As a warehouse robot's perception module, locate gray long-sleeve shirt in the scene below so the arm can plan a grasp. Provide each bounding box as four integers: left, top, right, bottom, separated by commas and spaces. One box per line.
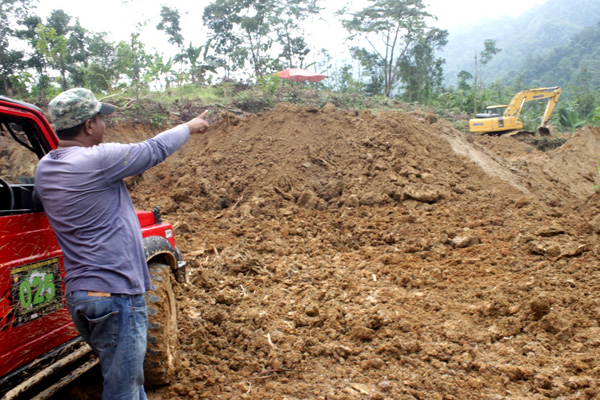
34, 124, 190, 295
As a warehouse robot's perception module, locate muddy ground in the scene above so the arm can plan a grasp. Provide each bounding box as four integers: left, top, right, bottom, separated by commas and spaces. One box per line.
22, 101, 600, 399
119, 102, 600, 400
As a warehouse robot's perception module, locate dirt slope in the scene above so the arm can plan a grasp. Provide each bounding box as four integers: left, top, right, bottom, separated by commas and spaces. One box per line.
106, 104, 600, 398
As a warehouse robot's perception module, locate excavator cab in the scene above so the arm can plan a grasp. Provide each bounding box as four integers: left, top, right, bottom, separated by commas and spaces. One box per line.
475, 105, 507, 119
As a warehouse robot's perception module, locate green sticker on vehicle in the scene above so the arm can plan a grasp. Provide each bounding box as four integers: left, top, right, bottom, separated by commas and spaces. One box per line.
11, 257, 64, 327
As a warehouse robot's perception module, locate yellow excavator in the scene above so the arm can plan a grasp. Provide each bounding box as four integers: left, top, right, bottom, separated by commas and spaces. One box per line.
469, 86, 561, 135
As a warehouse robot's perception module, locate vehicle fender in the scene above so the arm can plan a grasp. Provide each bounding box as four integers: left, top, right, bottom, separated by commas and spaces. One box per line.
143, 236, 187, 283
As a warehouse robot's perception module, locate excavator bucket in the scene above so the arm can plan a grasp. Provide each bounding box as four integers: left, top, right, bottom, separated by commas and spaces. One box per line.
538, 126, 551, 136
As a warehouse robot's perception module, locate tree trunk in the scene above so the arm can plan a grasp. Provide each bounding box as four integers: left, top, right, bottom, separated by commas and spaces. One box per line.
473, 52, 478, 113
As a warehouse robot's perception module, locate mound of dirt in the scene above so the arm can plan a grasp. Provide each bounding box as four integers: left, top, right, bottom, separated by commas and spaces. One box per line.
72, 103, 600, 398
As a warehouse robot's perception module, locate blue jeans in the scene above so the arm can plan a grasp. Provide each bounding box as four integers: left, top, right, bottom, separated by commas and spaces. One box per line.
67, 291, 148, 400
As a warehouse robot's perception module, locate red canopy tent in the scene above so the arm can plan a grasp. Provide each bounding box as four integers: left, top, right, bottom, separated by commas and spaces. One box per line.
275, 68, 327, 82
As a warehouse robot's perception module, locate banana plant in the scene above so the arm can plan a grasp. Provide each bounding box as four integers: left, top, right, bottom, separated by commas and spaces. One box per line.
143, 53, 174, 90
559, 101, 588, 133
179, 40, 221, 84
592, 106, 600, 125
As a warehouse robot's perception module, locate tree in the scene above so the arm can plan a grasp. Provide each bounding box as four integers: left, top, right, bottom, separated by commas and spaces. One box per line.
18, 14, 53, 98
80, 33, 119, 91
457, 70, 473, 91
202, 0, 243, 78
473, 39, 501, 112
157, 7, 220, 87
33, 10, 93, 91
20, 10, 120, 95
341, 0, 446, 98
35, 23, 69, 90
66, 19, 89, 86
204, 0, 275, 79
399, 27, 448, 103
157, 6, 184, 49
273, 0, 320, 69
334, 64, 364, 93
570, 67, 598, 120
203, 0, 320, 80
156, 6, 187, 88
114, 32, 148, 101
349, 47, 383, 95
0, 0, 33, 95
480, 39, 501, 65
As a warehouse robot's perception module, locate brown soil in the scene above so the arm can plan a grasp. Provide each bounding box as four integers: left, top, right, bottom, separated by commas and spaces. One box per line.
40, 102, 600, 399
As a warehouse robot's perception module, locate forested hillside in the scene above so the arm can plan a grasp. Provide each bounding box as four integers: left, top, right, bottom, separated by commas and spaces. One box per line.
520, 25, 600, 89
441, 0, 600, 91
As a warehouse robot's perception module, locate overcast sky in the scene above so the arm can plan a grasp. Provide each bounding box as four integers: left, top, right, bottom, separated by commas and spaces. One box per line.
35, 0, 547, 67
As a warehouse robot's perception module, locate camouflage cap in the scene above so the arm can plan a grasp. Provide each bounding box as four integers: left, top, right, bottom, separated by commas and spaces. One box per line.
48, 88, 114, 131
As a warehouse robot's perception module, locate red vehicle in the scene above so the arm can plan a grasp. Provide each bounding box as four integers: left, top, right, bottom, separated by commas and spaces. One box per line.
0, 96, 182, 399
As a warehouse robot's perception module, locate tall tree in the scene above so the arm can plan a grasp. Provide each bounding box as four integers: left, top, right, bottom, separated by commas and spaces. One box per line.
157, 6, 184, 49
273, 0, 320, 69
399, 27, 448, 103
34, 23, 69, 90
19, 13, 51, 98
203, 0, 320, 80
34, 10, 85, 91
473, 39, 501, 112
66, 20, 92, 88
157, 6, 220, 87
341, 0, 446, 98
202, 0, 243, 78
349, 47, 384, 95
157, 6, 186, 88
205, 0, 273, 79
115, 32, 148, 101
0, 0, 34, 95
82, 33, 119, 91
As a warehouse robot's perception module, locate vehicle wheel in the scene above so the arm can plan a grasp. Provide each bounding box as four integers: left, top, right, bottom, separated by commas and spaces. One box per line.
144, 262, 178, 386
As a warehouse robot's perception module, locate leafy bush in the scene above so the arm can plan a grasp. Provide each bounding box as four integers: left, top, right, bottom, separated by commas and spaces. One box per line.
150, 114, 168, 130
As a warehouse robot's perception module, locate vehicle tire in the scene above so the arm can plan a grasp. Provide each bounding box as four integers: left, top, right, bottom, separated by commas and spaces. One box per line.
144, 262, 178, 387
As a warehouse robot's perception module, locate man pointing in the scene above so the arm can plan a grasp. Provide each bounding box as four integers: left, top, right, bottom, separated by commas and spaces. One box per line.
34, 88, 209, 399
